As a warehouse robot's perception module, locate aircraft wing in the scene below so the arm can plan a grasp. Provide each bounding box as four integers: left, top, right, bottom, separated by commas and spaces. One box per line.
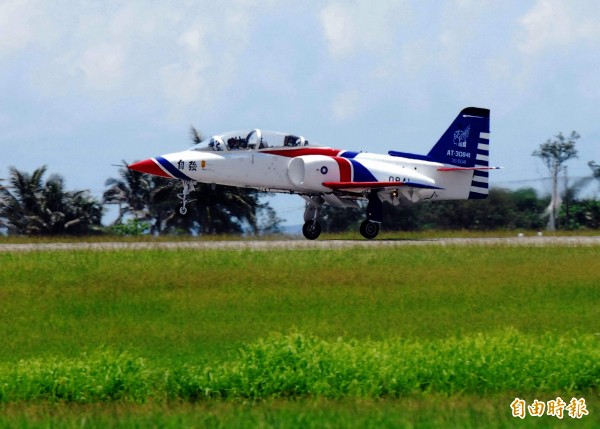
322, 181, 443, 192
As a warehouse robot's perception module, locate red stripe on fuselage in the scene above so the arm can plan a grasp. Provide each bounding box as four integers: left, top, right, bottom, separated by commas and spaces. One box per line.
261, 147, 342, 157
331, 156, 352, 182
262, 147, 354, 181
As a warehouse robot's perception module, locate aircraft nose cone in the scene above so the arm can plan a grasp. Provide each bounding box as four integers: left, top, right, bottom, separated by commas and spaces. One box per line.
128, 158, 171, 178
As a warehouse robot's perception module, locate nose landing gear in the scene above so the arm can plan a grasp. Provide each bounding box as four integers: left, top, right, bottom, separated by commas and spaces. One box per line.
177, 180, 196, 215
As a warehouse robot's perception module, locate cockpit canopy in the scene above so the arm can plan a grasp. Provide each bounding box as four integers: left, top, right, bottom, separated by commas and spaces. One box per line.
191, 129, 316, 152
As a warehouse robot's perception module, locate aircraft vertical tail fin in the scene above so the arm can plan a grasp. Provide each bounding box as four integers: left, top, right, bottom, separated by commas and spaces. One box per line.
427, 107, 489, 168
427, 107, 490, 199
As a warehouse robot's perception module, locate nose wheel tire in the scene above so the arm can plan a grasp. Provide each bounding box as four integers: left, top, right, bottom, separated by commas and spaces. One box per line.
302, 221, 322, 240
179, 205, 188, 215
360, 220, 379, 239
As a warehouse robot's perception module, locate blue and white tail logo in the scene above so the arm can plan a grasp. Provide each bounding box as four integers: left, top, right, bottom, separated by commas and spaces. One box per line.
453, 125, 470, 148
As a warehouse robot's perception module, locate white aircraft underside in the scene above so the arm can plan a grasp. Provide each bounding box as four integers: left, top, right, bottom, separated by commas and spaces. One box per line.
129, 108, 497, 239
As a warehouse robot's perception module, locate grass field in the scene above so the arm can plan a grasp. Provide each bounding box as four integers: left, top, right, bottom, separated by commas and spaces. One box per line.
0, 240, 598, 427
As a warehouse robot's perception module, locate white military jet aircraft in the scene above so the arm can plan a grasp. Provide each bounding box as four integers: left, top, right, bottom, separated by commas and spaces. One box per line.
129, 107, 496, 239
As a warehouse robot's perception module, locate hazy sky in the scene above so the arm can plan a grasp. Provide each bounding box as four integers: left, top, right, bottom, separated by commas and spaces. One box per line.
2, 0, 600, 225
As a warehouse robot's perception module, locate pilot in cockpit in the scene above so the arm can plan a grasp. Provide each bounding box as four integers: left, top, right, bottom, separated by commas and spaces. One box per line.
228, 137, 240, 150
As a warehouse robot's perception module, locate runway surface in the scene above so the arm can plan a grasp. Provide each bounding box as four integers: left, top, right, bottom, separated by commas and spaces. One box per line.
1, 236, 599, 252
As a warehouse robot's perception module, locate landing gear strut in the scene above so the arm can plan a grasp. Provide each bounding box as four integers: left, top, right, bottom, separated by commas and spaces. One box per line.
177, 180, 196, 215
360, 190, 382, 239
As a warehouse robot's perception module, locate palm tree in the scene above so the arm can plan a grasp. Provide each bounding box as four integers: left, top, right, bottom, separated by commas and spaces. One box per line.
103, 162, 153, 223
0, 166, 102, 235
104, 164, 177, 235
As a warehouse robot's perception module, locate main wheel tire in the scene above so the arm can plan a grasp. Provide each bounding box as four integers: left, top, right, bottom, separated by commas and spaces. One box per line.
360, 220, 379, 239
179, 205, 187, 215
302, 221, 322, 240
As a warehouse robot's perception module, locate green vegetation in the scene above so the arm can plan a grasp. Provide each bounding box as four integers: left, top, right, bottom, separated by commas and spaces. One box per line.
0, 331, 597, 403
0, 228, 598, 245
1, 245, 598, 362
5, 395, 597, 429
0, 244, 598, 426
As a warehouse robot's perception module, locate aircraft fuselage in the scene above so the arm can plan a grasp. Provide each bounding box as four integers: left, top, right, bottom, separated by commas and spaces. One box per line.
128, 108, 495, 239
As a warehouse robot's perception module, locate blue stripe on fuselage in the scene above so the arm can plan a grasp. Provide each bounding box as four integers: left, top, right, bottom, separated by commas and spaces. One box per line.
350, 159, 377, 182
340, 151, 359, 159
156, 156, 193, 181
388, 151, 434, 162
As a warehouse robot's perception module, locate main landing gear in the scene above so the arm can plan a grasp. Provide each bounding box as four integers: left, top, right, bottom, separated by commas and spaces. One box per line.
301, 193, 383, 240
302, 217, 380, 240
177, 180, 196, 215
361, 190, 383, 240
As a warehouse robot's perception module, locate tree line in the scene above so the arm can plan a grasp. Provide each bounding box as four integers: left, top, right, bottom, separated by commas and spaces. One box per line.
1, 130, 599, 235
0, 164, 281, 236
320, 186, 600, 232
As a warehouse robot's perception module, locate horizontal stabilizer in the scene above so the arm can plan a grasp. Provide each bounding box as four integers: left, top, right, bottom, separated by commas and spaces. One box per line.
387, 151, 433, 162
